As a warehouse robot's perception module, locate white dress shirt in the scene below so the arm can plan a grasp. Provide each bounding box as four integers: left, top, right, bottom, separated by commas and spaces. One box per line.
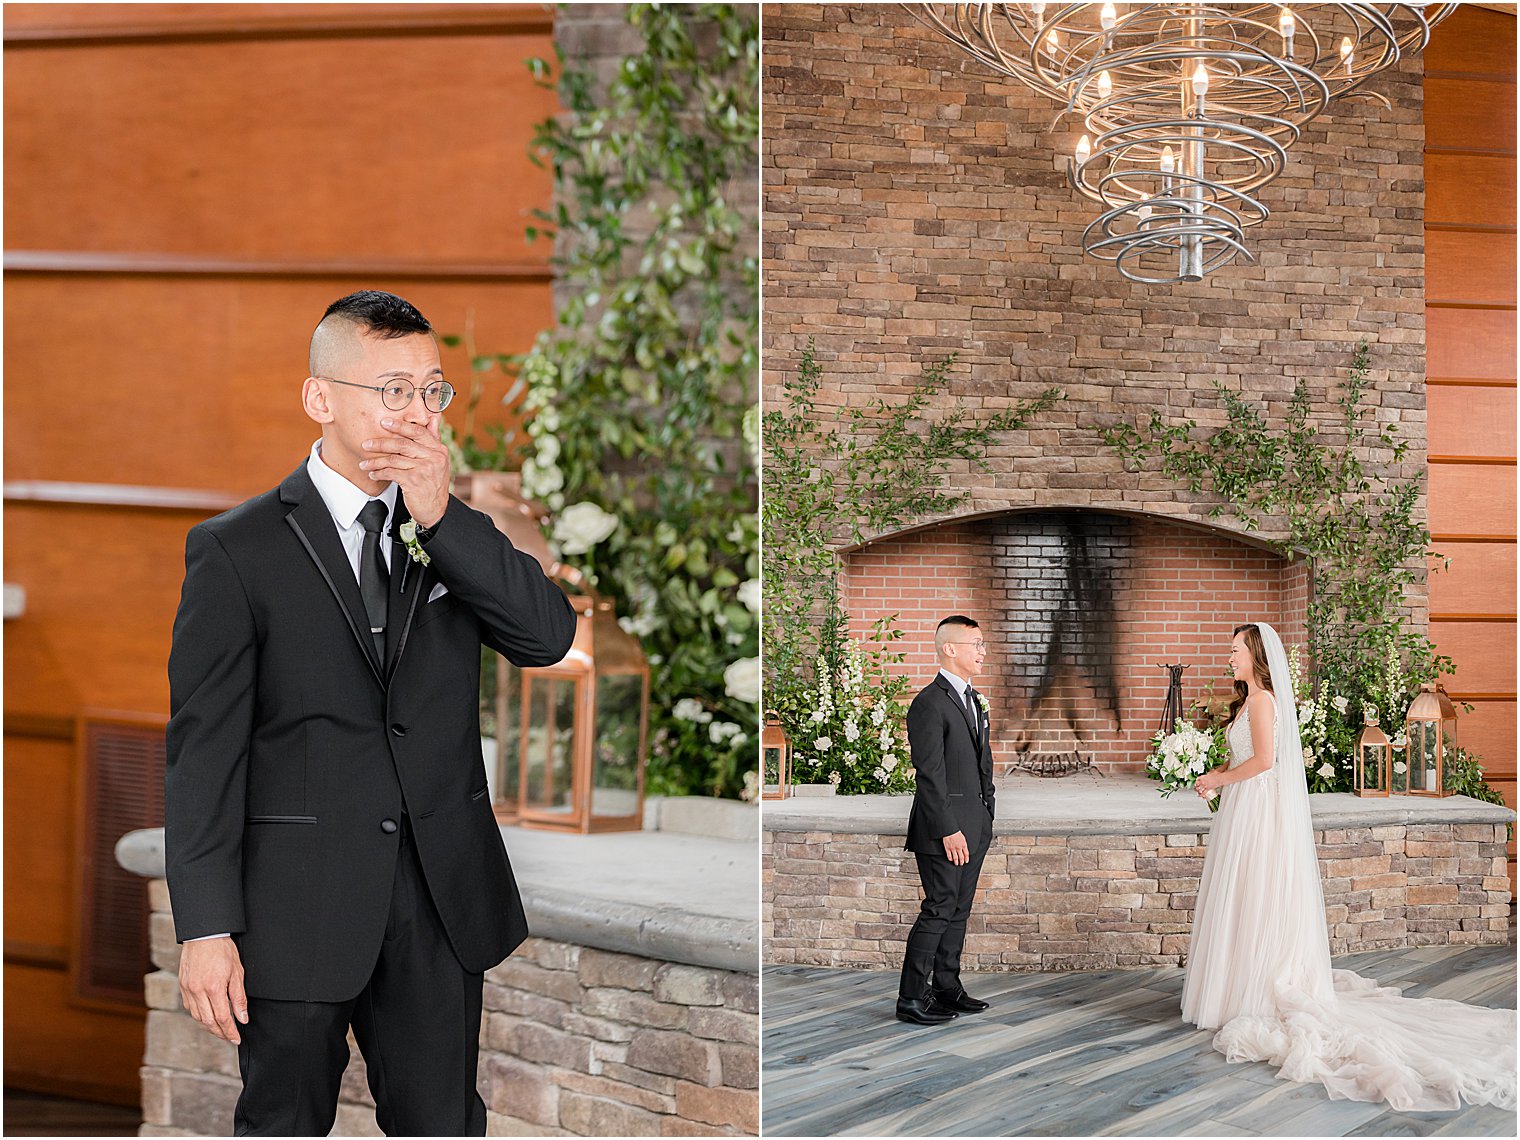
188, 441, 397, 944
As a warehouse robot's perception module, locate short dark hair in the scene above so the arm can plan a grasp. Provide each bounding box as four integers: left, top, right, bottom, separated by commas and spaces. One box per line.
937, 615, 979, 632
320, 290, 432, 338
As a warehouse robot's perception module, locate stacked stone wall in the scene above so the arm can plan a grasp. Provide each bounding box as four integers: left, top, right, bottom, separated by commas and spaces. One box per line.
762, 822, 1510, 971
140, 882, 757, 1137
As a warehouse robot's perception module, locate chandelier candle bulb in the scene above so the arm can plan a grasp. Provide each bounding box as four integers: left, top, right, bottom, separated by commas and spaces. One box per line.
1097, 70, 1112, 100
1341, 35, 1353, 72
1279, 7, 1295, 54
1045, 27, 1060, 52
1100, 2, 1117, 31
1075, 134, 1091, 165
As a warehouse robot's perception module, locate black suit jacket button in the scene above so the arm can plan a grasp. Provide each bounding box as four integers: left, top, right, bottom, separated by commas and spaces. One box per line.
380, 818, 398, 834
390, 723, 406, 737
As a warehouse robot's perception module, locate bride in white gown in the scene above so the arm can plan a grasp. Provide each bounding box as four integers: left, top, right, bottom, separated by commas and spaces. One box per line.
1181, 622, 1516, 1112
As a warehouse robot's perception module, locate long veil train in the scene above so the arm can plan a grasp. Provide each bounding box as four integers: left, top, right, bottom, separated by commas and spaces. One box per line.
1182, 622, 1515, 1112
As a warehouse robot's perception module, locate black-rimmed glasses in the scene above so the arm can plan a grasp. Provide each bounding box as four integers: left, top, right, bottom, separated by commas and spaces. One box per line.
319, 376, 455, 413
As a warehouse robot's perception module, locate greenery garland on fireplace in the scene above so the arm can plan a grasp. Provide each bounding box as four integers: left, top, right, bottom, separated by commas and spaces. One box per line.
764, 340, 1059, 791
1100, 341, 1504, 810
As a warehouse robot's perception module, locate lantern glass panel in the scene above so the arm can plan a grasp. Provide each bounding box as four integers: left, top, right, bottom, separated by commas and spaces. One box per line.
1412, 721, 1438, 794
525, 676, 578, 816
1390, 747, 1408, 795
592, 672, 645, 819
763, 745, 782, 788
482, 649, 522, 813
1359, 743, 1385, 794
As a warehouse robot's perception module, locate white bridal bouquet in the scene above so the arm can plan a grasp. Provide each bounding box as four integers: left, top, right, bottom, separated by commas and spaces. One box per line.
1146, 718, 1227, 813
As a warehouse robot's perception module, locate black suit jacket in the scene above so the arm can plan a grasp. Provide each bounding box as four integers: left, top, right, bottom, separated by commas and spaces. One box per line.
165, 461, 577, 1001
904, 674, 996, 855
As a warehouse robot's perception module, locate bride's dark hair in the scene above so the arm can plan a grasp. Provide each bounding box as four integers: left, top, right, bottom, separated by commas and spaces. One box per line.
1226, 623, 1274, 726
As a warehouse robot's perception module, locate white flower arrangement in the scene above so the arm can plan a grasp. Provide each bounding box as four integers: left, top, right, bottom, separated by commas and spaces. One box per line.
397, 520, 431, 567
1147, 719, 1223, 809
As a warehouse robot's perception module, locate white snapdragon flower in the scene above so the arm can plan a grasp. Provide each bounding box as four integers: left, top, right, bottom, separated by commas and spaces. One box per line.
843, 720, 860, 743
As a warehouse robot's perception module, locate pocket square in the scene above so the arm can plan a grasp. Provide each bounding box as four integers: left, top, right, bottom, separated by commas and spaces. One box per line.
428, 583, 449, 603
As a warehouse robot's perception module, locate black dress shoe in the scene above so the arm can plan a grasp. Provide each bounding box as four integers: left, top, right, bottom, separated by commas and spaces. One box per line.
895, 996, 958, 1024
932, 988, 990, 1013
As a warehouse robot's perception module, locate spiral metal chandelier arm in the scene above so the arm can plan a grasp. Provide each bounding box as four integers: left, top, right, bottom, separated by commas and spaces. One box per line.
907, 2, 1456, 283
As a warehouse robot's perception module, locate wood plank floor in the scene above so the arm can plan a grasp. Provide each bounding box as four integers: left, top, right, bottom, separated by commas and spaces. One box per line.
762, 943, 1517, 1137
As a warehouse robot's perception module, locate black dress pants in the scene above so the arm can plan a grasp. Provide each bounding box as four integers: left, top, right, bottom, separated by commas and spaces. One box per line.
899, 824, 991, 999
233, 817, 487, 1136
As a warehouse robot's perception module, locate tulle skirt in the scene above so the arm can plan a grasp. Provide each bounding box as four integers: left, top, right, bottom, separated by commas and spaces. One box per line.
1182, 769, 1516, 1113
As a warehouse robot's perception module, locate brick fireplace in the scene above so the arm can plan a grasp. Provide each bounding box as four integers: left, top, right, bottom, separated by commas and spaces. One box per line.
844, 510, 1310, 774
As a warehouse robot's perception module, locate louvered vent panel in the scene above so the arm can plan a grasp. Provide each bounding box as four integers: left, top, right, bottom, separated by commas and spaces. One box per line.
77, 718, 165, 1005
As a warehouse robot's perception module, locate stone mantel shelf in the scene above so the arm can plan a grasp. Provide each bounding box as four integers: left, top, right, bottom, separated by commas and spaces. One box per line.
118, 824, 759, 974
765, 772, 1517, 837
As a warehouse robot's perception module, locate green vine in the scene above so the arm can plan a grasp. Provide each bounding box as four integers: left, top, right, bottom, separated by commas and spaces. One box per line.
478, 4, 759, 800
763, 340, 1059, 789
1101, 341, 1500, 802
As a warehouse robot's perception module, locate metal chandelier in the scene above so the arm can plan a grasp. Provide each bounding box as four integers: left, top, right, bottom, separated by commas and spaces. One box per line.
911, 3, 1456, 284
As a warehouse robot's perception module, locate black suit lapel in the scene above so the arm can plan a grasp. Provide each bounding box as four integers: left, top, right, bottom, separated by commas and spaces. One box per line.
937, 674, 979, 747
279, 464, 385, 687
384, 500, 427, 681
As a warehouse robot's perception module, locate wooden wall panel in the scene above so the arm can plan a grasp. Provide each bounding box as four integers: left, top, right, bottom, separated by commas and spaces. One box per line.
1431, 621, 1519, 694
1426, 309, 1517, 379
1426, 6, 1517, 76
1449, 701, 1519, 779
4, 2, 560, 1103
1425, 78, 1517, 153
1428, 543, 1518, 616
4, 737, 78, 961
4, 32, 558, 263
1426, 464, 1518, 536
1426, 153, 1517, 228
1426, 231, 1517, 304
3, 275, 550, 495
4, 964, 144, 1105
1427, 385, 1516, 457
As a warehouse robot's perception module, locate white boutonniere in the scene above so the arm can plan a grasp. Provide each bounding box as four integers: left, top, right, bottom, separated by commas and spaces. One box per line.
397, 520, 431, 567
978, 692, 990, 717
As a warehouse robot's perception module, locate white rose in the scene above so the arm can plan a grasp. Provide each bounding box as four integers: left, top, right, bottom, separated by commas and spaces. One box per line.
724, 657, 760, 704
737, 579, 760, 614
827, 770, 841, 785
1317, 763, 1335, 780
1332, 695, 1349, 715
815, 736, 833, 751
553, 501, 619, 555
884, 752, 899, 769
809, 709, 826, 723
1393, 760, 1407, 775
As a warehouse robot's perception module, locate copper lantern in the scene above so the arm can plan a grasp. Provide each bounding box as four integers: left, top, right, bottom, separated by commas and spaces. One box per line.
762, 714, 792, 801
1404, 683, 1456, 798
460, 476, 650, 833
1355, 708, 1390, 798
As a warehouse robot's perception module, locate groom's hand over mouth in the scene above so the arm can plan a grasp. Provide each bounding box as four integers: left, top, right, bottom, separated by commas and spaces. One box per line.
942, 830, 969, 865
359, 415, 451, 529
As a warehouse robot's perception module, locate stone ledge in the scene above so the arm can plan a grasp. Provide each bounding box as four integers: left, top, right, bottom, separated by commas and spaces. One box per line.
119, 824, 758, 975
763, 772, 1516, 836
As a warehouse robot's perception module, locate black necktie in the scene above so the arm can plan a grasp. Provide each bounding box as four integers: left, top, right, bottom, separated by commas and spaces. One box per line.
358, 501, 390, 663
965, 686, 981, 745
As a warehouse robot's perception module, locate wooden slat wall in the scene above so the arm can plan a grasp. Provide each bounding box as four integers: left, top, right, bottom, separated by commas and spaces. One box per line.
1424, 4, 1518, 893
3, 3, 558, 1103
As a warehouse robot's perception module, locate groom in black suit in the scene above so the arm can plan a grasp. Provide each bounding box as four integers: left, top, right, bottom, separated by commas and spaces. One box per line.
165, 290, 576, 1135
896, 615, 996, 1025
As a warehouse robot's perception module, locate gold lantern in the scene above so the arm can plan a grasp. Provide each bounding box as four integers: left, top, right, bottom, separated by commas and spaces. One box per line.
1355, 708, 1390, 798
1404, 683, 1456, 798
762, 714, 792, 800
460, 473, 650, 834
